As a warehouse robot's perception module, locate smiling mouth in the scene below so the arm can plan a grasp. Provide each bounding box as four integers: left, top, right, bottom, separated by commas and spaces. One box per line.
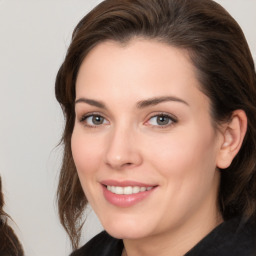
106, 185, 154, 195
101, 181, 158, 207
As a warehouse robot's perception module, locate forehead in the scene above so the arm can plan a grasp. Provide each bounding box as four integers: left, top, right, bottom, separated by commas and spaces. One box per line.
77, 39, 193, 83
75, 39, 208, 110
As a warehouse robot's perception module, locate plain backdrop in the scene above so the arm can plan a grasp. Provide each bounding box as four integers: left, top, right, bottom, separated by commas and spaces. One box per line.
0, 1, 255, 255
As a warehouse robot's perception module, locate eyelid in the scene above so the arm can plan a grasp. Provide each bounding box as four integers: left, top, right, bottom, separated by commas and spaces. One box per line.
144, 112, 178, 127
79, 111, 101, 121
77, 111, 177, 128
79, 112, 110, 127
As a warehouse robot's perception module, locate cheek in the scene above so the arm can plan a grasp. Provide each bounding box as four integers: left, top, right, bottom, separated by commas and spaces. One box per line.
143, 128, 219, 224
71, 129, 104, 177
144, 126, 218, 184
71, 129, 106, 205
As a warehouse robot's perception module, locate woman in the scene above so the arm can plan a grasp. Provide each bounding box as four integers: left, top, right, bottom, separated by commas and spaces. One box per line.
0, 177, 24, 256
55, 0, 256, 255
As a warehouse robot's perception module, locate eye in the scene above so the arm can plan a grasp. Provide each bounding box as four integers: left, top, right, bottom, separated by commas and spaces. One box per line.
147, 114, 177, 127
80, 114, 109, 127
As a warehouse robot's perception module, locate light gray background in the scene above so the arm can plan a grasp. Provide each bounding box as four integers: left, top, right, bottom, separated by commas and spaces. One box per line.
0, 1, 255, 255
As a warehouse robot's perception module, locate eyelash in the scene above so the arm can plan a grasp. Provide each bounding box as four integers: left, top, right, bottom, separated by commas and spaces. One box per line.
145, 113, 178, 128
79, 112, 109, 128
79, 112, 178, 128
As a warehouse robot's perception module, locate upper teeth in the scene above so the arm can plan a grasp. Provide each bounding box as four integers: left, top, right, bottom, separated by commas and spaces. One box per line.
107, 186, 153, 195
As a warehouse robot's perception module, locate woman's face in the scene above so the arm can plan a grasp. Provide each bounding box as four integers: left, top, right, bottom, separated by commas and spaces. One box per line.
72, 39, 224, 240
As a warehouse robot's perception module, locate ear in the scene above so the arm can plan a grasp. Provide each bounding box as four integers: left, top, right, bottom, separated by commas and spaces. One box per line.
216, 110, 247, 169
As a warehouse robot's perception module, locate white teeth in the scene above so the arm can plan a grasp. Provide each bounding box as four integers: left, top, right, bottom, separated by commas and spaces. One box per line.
124, 186, 132, 195
140, 187, 146, 192
115, 186, 123, 194
132, 186, 140, 193
107, 185, 153, 195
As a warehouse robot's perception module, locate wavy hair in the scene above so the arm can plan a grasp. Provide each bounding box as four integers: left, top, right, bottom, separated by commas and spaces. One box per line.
55, 0, 256, 249
0, 177, 24, 256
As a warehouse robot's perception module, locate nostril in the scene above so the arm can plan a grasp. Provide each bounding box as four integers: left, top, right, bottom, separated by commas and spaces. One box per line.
124, 162, 133, 167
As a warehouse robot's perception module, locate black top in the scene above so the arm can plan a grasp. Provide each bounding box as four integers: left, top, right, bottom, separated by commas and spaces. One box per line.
70, 218, 256, 256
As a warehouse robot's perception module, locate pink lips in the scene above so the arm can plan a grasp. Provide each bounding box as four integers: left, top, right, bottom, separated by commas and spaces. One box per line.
101, 180, 157, 207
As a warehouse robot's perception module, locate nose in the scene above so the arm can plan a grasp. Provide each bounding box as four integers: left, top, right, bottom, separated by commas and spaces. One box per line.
104, 125, 143, 170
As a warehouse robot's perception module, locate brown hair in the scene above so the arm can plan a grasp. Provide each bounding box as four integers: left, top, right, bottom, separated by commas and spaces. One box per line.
0, 177, 24, 256
55, 0, 256, 249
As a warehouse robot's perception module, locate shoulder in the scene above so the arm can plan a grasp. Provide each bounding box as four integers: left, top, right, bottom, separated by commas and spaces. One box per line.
70, 231, 123, 256
186, 217, 256, 256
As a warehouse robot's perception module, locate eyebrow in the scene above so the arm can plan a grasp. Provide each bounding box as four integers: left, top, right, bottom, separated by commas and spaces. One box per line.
137, 96, 189, 108
75, 95, 189, 109
75, 98, 106, 109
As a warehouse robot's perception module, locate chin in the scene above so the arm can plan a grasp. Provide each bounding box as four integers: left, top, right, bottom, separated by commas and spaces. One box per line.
102, 216, 154, 240
106, 228, 150, 240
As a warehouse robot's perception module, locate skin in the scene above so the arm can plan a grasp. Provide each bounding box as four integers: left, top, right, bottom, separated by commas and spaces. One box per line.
72, 39, 227, 256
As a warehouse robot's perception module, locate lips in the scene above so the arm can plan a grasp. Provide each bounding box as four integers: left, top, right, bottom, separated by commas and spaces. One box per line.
101, 180, 157, 207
